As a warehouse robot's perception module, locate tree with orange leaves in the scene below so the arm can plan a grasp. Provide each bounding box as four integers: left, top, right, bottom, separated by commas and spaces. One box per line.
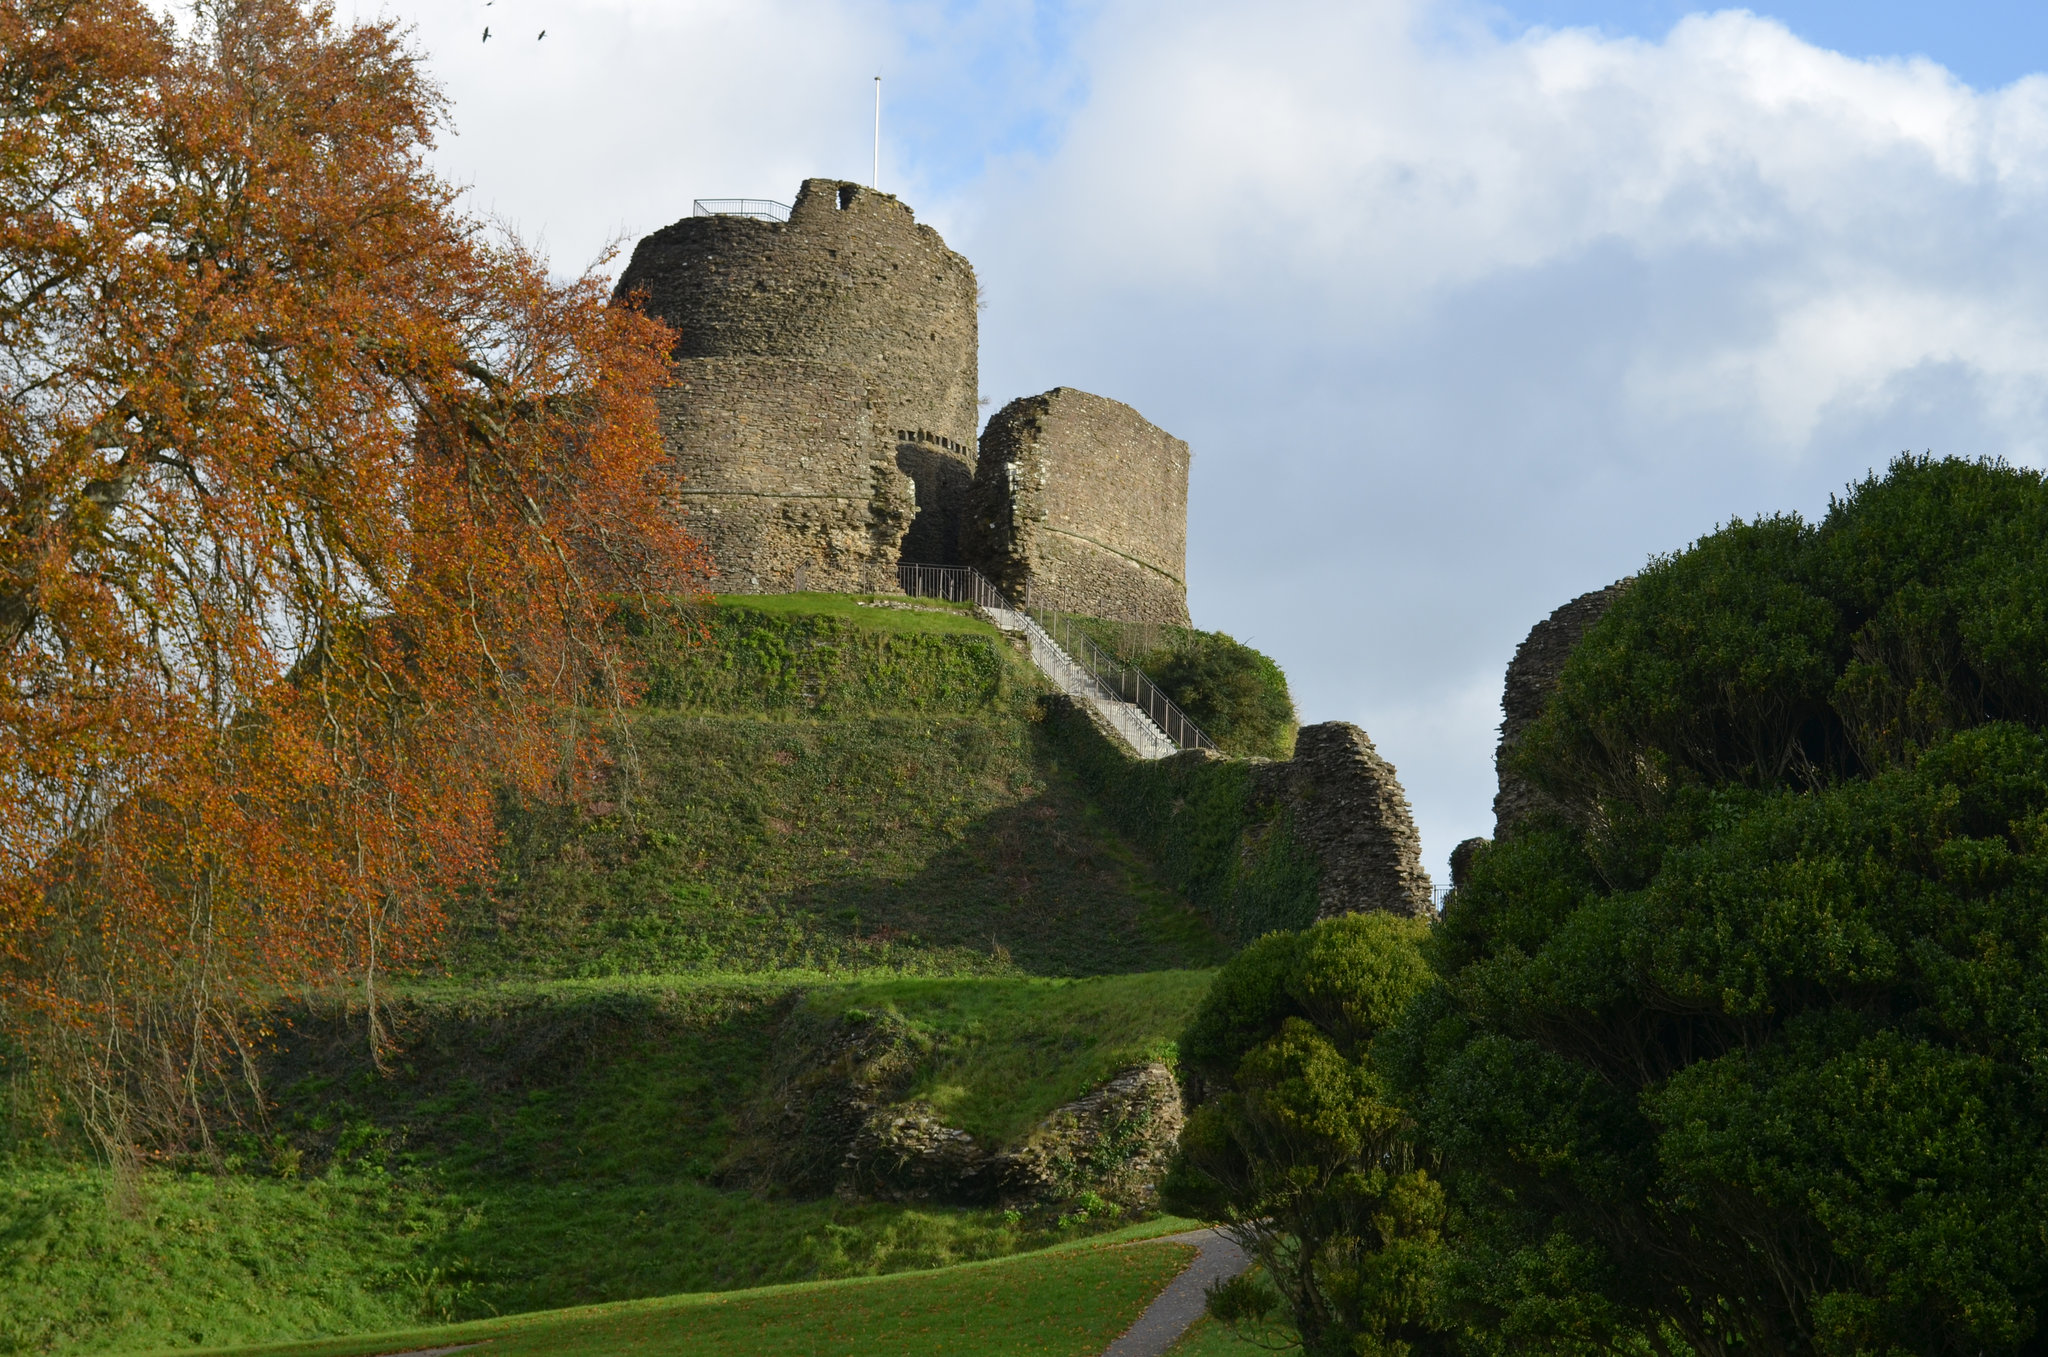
0, 0, 706, 1151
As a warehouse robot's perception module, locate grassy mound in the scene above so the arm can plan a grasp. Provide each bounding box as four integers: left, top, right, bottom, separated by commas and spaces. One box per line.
1, 593, 1273, 1353
467, 596, 1227, 978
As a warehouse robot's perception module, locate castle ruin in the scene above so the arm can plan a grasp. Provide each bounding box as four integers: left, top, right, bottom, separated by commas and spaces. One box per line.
616, 179, 1190, 621
965, 390, 1191, 626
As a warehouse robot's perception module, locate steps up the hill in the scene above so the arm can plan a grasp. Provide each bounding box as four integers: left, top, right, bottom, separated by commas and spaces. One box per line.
900, 565, 1212, 761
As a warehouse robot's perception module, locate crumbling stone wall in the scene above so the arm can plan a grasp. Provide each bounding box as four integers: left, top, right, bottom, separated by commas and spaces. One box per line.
964, 389, 1190, 624
616, 179, 979, 586
1252, 722, 1433, 918
1493, 580, 1630, 838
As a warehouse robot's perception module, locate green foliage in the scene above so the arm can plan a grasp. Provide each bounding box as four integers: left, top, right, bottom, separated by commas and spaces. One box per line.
1145, 630, 1298, 760
1409, 456, 2048, 1355
1165, 914, 1447, 1357
1519, 455, 2048, 823
1072, 619, 1298, 760
1041, 699, 1322, 943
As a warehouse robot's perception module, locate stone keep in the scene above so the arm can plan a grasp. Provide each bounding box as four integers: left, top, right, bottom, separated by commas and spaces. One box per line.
963, 388, 1191, 625
614, 179, 980, 591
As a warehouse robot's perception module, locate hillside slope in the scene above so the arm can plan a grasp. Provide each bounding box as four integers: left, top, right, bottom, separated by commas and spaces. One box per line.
0, 594, 1244, 1355
464, 594, 1227, 978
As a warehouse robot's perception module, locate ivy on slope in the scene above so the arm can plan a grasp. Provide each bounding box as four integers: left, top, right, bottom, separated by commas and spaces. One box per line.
1041, 699, 1320, 944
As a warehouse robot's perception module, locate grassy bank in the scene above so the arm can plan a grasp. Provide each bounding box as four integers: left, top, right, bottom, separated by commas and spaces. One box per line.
2, 972, 1218, 1353
0, 593, 1258, 1354
468, 597, 1226, 978
1040, 701, 1321, 943
179, 1229, 1201, 1357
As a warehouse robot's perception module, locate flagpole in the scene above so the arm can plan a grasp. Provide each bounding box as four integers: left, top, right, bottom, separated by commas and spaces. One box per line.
873, 77, 881, 188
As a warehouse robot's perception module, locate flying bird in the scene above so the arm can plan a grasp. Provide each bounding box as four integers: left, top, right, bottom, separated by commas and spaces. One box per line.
482, 25, 490, 40
537, 29, 545, 38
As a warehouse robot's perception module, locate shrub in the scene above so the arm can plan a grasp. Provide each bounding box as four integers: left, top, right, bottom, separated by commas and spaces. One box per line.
1146, 630, 1298, 760
1404, 456, 2048, 1356
1166, 913, 1448, 1357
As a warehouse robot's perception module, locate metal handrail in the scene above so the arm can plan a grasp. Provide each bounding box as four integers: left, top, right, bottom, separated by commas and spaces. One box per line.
897, 562, 1217, 755
1019, 593, 1216, 753
691, 198, 791, 222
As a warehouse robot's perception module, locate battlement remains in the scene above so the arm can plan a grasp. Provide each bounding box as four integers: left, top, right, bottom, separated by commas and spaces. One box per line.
963, 389, 1191, 625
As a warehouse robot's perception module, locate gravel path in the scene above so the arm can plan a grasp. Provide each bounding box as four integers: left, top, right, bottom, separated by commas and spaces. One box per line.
1102, 1228, 1251, 1357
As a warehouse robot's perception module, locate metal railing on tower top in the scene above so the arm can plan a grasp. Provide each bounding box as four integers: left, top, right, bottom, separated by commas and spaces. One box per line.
691, 199, 792, 222
898, 562, 1217, 756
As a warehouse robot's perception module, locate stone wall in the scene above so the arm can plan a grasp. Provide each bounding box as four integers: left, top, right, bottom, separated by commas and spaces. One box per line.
963, 388, 1190, 624
1492, 580, 1630, 838
1252, 722, 1433, 918
654, 358, 914, 592
616, 179, 979, 585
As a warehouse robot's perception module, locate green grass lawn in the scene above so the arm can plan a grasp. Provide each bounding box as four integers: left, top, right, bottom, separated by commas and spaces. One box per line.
178, 1232, 1198, 1357
0, 972, 1221, 1353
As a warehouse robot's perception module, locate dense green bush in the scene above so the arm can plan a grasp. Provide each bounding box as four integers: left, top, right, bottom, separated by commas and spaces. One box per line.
1165, 914, 1447, 1357
1071, 619, 1298, 759
1403, 457, 2048, 1356
1145, 630, 1298, 760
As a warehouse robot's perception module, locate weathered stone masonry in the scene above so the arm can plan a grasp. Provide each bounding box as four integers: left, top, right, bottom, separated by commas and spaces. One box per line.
964, 388, 1192, 625
1492, 581, 1630, 839
1252, 722, 1433, 918
616, 179, 979, 590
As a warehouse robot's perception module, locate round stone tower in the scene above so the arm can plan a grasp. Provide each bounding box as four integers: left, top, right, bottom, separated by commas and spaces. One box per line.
616, 180, 980, 589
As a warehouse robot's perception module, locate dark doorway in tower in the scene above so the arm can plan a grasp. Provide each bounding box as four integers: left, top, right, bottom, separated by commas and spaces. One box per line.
895, 431, 974, 565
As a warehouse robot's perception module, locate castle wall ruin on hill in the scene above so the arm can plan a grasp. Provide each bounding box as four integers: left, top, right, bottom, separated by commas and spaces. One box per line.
1493, 580, 1631, 839
614, 176, 1437, 929
963, 389, 1191, 625
615, 179, 978, 592
616, 181, 1191, 621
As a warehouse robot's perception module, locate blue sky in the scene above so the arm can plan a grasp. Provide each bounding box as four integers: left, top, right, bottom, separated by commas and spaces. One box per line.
1498, 1, 2048, 88
377, 0, 2048, 883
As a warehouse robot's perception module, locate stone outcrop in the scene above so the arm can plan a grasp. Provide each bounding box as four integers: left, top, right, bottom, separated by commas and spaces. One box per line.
726, 1006, 1186, 1210
842, 1062, 1184, 1209
720, 1005, 932, 1196
617, 179, 979, 589
1448, 836, 1487, 892
841, 1101, 994, 1202
994, 1062, 1184, 1210
1252, 721, 1432, 918
963, 389, 1191, 625
1492, 581, 1630, 838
